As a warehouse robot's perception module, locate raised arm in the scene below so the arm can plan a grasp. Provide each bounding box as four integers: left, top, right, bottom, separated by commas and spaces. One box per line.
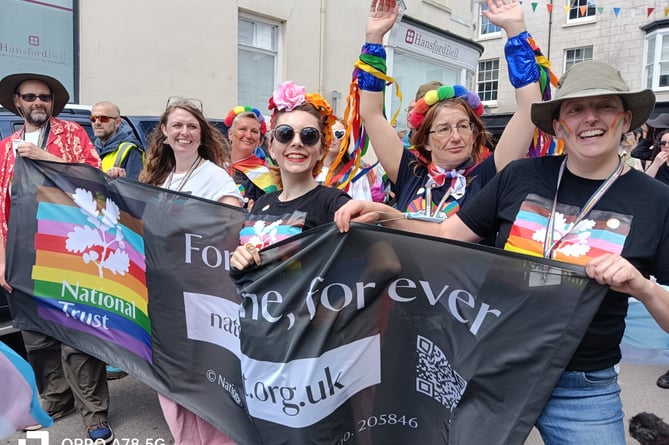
358, 0, 405, 184
483, 0, 543, 172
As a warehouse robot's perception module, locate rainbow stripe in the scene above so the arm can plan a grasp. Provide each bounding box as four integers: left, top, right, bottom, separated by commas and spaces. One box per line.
504, 194, 631, 266
30, 187, 152, 362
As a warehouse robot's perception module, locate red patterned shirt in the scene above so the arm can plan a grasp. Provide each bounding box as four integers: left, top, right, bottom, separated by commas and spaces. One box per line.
0, 116, 101, 243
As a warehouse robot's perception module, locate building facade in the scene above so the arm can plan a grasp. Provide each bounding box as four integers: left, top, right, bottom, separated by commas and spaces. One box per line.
477, 0, 669, 122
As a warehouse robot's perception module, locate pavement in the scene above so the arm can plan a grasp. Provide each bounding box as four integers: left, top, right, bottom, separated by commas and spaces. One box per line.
3, 362, 668, 445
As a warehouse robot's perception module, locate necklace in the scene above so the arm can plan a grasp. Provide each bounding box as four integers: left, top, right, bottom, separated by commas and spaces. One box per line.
542, 156, 624, 259
166, 155, 202, 193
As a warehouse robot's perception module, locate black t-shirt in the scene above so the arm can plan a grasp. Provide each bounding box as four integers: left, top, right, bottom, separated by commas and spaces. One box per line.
239, 185, 351, 249
458, 155, 669, 370
655, 164, 669, 186
392, 149, 497, 215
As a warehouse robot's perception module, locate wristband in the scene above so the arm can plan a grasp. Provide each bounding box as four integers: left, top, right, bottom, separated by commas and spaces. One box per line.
504, 31, 540, 89
361, 42, 386, 58
357, 43, 387, 92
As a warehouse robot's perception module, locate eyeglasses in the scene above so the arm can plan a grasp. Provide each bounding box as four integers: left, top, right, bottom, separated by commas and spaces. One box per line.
90, 115, 119, 123
427, 122, 474, 139
333, 129, 346, 140
660, 141, 668, 146
165, 96, 203, 112
273, 125, 321, 146
18, 93, 52, 103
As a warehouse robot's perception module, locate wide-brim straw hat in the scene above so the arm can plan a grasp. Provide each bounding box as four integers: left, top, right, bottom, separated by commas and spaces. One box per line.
531, 61, 655, 136
0, 72, 69, 116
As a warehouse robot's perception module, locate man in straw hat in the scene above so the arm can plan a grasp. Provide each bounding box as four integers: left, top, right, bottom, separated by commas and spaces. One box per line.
335, 60, 669, 443
0, 73, 111, 443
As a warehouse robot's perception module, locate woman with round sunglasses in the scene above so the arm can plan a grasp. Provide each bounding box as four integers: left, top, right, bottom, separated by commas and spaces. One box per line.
316, 117, 374, 201
229, 81, 350, 269
357, 0, 546, 223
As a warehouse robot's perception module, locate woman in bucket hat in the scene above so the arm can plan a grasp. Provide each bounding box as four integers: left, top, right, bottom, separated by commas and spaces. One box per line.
336, 60, 669, 444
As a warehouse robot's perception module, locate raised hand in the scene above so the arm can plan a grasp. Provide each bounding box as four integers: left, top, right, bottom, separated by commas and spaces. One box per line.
482, 0, 526, 37
366, 0, 399, 44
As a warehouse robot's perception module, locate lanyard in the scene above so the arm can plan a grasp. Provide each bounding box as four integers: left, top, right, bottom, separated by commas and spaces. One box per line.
166, 156, 202, 193
543, 156, 624, 259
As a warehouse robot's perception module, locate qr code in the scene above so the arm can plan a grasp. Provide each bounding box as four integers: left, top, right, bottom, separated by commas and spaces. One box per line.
415, 335, 467, 410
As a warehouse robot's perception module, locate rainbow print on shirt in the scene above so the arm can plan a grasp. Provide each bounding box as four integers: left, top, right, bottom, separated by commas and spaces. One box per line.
504, 193, 632, 266
30, 186, 151, 362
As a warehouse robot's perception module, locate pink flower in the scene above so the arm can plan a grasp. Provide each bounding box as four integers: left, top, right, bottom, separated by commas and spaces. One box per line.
272, 81, 306, 111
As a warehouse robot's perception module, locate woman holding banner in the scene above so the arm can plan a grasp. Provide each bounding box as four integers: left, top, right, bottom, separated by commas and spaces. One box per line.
335, 58, 669, 445
230, 81, 350, 268
140, 97, 242, 445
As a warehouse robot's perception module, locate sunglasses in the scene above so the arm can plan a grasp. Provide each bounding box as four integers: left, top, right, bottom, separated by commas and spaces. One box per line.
18, 93, 52, 103
274, 125, 321, 146
90, 115, 119, 123
660, 141, 669, 146
166, 96, 203, 112
334, 129, 346, 140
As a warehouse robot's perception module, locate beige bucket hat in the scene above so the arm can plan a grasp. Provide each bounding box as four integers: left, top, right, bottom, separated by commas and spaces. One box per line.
531, 61, 655, 136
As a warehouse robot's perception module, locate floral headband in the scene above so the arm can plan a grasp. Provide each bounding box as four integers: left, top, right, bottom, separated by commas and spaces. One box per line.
268, 80, 336, 148
224, 105, 267, 135
408, 85, 484, 130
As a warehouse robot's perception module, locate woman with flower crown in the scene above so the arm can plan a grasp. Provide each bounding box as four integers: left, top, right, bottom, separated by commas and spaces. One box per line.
229, 81, 351, 269
356, 0, 548, 222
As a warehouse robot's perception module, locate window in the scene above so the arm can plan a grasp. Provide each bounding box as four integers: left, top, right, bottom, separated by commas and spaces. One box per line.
644, 31, 669, 90
477, 59, 499, 103
567, 0, 596, 22
238, 16, 279, 112
564, 47, 592, 71
479, 3, 501, 37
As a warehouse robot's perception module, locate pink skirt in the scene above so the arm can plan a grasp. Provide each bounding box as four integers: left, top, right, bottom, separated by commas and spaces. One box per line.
158, 393, 236, 445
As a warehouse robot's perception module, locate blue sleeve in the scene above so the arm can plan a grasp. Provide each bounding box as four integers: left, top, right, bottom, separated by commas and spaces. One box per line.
123, 148, 145, 181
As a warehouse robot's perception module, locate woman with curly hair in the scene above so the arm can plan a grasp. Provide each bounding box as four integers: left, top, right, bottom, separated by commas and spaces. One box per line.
229, 81, 350, 268
356, 0, 545, 222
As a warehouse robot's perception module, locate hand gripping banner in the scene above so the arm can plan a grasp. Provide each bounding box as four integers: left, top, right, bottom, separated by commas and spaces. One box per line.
8, 159, 607, 445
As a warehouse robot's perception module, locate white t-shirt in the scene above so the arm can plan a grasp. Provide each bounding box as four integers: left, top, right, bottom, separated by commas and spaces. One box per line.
161, 159, 242, 204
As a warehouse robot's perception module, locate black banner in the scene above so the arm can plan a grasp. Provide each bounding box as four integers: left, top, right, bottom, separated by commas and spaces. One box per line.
8, 159, 607, 444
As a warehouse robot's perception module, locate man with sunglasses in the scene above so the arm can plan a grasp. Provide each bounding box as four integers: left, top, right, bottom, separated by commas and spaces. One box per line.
92, 101, 145, 181
0, 73, 112, 444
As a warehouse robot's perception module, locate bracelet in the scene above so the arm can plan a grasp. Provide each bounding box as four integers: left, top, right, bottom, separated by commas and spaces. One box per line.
504, 31, 540, 89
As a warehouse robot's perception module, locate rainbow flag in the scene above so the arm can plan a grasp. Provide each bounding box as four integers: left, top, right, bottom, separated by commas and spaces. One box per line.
30, 185, 151, 362
0, 341, 53, 438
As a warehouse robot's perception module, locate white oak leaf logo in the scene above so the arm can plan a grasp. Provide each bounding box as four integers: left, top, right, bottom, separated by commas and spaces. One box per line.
66, 188, 130, 278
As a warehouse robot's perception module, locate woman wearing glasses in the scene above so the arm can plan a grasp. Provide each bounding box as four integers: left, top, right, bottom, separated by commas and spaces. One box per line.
357, 0, 544, 222
229, 81, 350, 268
316, 117, 374, 201
139, 98, 242, 444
